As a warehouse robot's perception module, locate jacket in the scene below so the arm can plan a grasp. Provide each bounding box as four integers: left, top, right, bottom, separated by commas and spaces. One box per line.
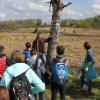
85, 49, 96, 64
0, 54, 7, 78
0, 63, 45, 94
32, 38, 45, 54
23, 49, 31, 60
26, 58, 46, 78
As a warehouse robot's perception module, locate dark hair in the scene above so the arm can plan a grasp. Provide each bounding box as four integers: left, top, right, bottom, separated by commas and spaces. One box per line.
0, 86, 9, 100
31, 49, 37, 56
84, 42, 91, 50
57, 45, 65, 55
25, 42, 31, 49
0, 46, 5, 53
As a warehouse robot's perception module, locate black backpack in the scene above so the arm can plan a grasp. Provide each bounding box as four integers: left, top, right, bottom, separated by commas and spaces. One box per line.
9, 69, 33, 100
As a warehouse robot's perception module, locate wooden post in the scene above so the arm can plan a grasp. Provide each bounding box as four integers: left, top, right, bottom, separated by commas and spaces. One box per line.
47, 0, 72, 64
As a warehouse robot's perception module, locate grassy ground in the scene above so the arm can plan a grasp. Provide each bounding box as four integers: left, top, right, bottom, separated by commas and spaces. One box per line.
44, 71, 100, 100
0, 28, 100, 99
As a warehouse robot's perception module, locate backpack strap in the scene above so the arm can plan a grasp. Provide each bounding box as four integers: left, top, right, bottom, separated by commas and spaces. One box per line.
56, 62, 65, 66
56, 58, 67, 66
21, 68, 30, 76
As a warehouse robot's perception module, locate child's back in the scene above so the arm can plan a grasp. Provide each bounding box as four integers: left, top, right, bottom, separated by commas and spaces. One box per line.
51, 45, 68, 100
23, 49, 31, 60
23, 42, 31, 61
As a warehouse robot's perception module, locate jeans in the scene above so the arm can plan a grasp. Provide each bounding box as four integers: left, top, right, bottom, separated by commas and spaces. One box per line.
34, 92, 44, 100
80, 73, 92, 93
51, 82, 66, 100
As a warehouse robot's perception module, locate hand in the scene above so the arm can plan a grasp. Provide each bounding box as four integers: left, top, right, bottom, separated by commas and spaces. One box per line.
85, 67, 89, 72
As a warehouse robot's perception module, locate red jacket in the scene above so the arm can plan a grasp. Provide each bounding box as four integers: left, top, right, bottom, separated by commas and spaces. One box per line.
0, 54, 7, 77
32, 37, 45, 54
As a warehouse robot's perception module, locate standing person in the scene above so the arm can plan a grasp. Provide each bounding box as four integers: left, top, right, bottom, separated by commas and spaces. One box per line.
0, 86, 10, 100
23, 42, 32, 61
80, 42, 97, 96
0, 46, 7, 81
0, 50, 45, 100
32, 32, 46, 66
51, 45, 69, 100
26, 49, 46, 100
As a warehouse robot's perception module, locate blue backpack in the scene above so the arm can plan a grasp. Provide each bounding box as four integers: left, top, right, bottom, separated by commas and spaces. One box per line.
52, 62, 69, 85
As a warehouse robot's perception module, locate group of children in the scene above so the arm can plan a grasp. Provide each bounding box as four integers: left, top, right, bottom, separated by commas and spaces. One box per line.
0, 32, 97, 100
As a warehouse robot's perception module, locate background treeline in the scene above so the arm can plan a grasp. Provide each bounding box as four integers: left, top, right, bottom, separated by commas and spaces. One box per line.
0, 15, 99, 32
61, 15, 100, 28
0, 19, 47, 32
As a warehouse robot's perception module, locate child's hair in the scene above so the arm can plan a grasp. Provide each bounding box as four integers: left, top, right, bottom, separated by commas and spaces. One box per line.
84, 42, 91, 50
57, 45, 65, 55
0, 46, 5, 53
11, 50, 25, 63
0, 86, 9, 100
31, 49, 37, 56
25, 42, 31, 49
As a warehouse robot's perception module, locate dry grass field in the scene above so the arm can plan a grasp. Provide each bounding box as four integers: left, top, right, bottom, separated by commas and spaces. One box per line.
0, 28, 100, 69
0, 28, 100, 100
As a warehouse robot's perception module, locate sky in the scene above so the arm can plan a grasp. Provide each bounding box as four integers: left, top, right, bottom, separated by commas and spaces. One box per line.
0, 0, 100, 22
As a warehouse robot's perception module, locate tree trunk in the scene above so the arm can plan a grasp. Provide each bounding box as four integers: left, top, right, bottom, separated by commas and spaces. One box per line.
47, 0, 72, 64
47, 0, 62, 64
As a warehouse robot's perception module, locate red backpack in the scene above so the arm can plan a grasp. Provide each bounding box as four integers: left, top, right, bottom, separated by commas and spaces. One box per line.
0, 56, 7, 77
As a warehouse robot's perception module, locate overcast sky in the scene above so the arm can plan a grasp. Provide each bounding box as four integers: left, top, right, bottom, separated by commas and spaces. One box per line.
0, 0, 100, 22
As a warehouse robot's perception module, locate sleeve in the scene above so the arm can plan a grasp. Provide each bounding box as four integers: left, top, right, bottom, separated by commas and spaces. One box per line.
0, 70, 13, 89
26, 60, 33, 69
88, 51, 96, 64
26, 69, 45, 94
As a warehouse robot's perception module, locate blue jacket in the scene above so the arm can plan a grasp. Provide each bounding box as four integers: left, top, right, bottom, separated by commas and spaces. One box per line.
0, 63, 45, 94
23, 49, 31, 60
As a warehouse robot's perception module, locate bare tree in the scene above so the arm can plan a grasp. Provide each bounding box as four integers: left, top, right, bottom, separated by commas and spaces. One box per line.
46, 0, 72, 64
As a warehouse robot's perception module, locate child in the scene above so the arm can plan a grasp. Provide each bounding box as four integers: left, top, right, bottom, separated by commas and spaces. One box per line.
26, 49, 46, 100
80, 42, 96, 96
23, 42, 31, 61
51, 45, 69, 100
0, 46, 7, 80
